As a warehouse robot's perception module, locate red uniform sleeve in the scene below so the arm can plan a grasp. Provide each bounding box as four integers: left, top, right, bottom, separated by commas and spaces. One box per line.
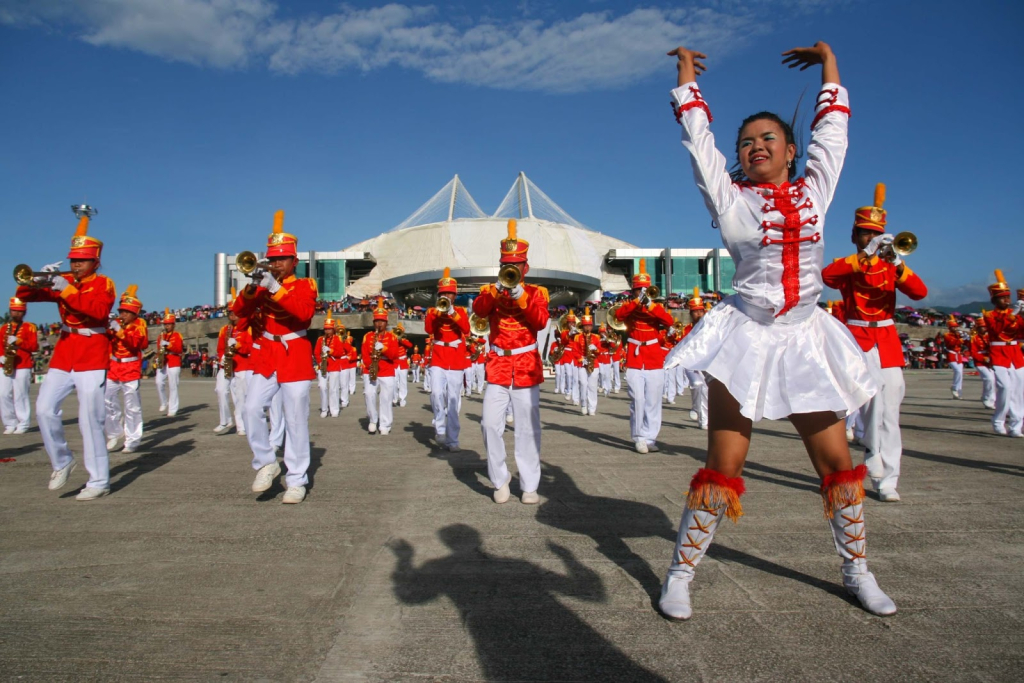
235, 331, 252, 355
217, 328, 227, 357
58, 277, 116, 321
519, 287, 550, 332
895, 267, 928, 301
20, 324, 39, 353
650, 304, 675, 328
472, 287, 497, 317
424, 309, 439, 335
270, 279, 316, 323
15, 286, 60, 305
313, 339, 324, 363
821, 255, 856, 288
168, 333, 183, 354
450, 308, 471, 335
382, 334, 400, 361
614, 300, 638, 322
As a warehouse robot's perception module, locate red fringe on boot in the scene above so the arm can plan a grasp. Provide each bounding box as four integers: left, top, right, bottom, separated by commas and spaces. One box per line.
686, 468, 746, 522
819, 464, 866, 519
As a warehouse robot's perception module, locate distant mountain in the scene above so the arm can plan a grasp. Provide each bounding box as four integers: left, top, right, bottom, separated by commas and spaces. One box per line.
931, 301, 990, 315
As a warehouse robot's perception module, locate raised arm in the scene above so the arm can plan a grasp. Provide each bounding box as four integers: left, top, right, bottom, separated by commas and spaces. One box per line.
784, 42, 849, 210
667, 47, 738, 218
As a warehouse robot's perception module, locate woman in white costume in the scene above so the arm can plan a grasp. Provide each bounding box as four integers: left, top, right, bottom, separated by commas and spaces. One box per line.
659, 42, 895, 620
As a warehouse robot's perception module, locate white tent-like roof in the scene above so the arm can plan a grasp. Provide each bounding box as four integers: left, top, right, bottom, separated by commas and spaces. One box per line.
344, 173, 636, 299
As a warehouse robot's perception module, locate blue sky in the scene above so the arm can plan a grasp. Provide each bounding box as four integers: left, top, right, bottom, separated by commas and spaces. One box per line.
2, 0, 1023, 323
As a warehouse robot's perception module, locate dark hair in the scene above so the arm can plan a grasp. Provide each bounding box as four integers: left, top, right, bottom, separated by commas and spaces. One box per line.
730, 105, 804, 183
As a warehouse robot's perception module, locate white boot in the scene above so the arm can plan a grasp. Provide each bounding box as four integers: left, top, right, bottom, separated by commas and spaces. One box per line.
659, 503, 726, 621
828, 498, 897, 616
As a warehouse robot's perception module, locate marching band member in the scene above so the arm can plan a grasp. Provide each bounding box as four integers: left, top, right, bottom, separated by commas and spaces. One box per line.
971, 314, 995, 410
425, 268, 470, 450
984, 271, 1024, 436
232, 210, 316, 504
104, 285, 148, 452
422, 339, 432, 392
214, 290, 253, 434
660, 43, 895, 619
662, 325, 679, 404
549, 337, 564, 394
410, 345, 422, 384
473, 335, 489, 394
473, 220, 550, 504
559, 309, 581, 404
611, 334, 624, 393
17, 209, 115, 499
155, 308, 183, 416
314, 312, 343, 417
339, 329, 356, 409
1, 297, 37, 435
821, 184, 928, 501
942, 316, 966, 399
573, 307, 603, 416
362, 298, 400, 434
680, 289, 709, 430
596, 324, 613, 397
394, 323, 413, 407
613, 261, 674, 453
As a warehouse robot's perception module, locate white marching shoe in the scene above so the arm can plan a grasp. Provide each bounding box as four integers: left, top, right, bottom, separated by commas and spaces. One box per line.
521, 490, 540, 505
282, 486, 306, 504
3, 426, 15, 435
659, 502, 727, 621
214, 423, 233, 434
635, 440, 648, 454
48, 461, 77, 490
252, 461, 281, 493
368, 423, 377, 434
828, 498, 897, 616
105, 435, 122, 451
493, 480, 511, 504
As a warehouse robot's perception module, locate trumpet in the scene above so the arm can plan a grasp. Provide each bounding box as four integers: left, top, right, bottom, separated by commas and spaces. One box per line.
639, 285, 660, 307
498, 264, 522, 290
879, 232, 917, 263
236, 250, 270, 278
12, 264, 74, 287
395, 326, 405, 339
435, 297, 453, 314
470, 312, 490, 336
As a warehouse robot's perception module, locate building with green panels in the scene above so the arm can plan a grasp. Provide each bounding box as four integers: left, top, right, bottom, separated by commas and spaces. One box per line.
214, 250, 375, 306
605, 248, 736, 296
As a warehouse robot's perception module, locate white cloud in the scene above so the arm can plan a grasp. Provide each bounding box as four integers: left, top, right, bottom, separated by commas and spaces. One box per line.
0, 1, 784, 92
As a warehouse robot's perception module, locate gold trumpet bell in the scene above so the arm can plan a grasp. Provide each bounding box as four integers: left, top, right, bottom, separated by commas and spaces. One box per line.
892, 231, 917, 257
13, 264, 34, 286
236, 250, 269, 275
469, 313, 490, 336
605, 304, 628, 332
498, 264, 522, 289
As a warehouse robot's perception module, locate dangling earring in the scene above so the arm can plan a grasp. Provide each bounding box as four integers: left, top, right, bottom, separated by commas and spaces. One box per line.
787, 159, 792, 169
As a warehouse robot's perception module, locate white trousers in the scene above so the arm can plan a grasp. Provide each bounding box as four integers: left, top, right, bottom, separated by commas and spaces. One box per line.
612, 363, 621, 391
317, 371, 341, 416
978, 365, 995, 406
474, 365, 486, 393
216, 369, 249, 428
860, 348, 906, 492
598, 363, 612, 394
37, 368, 108, 489
0, 367, 32, 430
396, 368, 408, 404
568, 366, 580, 403
344, 368, 356, 397
155, 366, 180, 414
578, 366, 599, 413
104, 379, 143, 448
364, 375, 395, 431
245, 373, 310, 488
429, 366, 464, 445
992, 365, 1024, 434
554, 364, 564, 393
664, 367, 677, 402
423, 367, 431, 391
482, 383, 541, 493
949, 362, 963, 395
686, 369, 708, 428
626, 368, 664, 446
411, 365, 421, 383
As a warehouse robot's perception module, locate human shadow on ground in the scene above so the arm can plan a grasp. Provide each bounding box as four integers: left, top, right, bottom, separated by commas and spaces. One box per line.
389, 524, 668, 682
88, 436, 197, 495
0, 441, 47, 459
145, 403, 208, 430
740, 461, 822, 494
403, 419, 439, 450
900, 422, 998, 439
255, 441, 328, 500
534, 463, 676, 602
538, 420, 637, 451
901, 447, 1024, 477
707, 543, 856, 605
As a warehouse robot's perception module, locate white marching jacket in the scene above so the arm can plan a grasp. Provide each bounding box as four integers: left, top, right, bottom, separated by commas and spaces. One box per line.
671, 81, 851, 322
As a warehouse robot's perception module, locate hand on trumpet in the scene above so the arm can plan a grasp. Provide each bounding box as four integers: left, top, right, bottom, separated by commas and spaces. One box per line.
33, 261, 63, 286
258, 270, 281, 294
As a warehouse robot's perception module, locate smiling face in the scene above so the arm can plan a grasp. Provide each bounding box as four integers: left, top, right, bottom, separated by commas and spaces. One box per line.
737, 118, 796, 186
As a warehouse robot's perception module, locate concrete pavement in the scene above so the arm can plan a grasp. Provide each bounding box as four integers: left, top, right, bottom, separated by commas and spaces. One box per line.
0, 371, 1021, 681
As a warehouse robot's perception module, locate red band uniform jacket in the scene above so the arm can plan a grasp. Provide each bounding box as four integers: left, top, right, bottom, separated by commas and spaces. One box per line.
983, 310, 1024, 369
17, 273, 115, 372
232, 275, 316, 382
472, 283, 550, 387
1, 321, 39, 370
361, 330, 401, 378
613, 300, 675, 370
108, 319, 148, 382
424, 307, 471, 371
821, 255, 928, 368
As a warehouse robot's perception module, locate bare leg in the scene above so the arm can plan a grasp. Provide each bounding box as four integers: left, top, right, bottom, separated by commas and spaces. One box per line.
704, 379, 752, 476
787, 411, 851, 477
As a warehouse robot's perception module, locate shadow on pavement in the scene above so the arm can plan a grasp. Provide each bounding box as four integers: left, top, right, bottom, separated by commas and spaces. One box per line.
427, 442, 492, 499
389, 524, 668, 682
306, 441, 327, 491
902, 447, 1024, 477
100, 437, 197, 495
708, 543, 856, 605
146, 403, 208, 430
535, 463, 675, 601
740, 461, 821, 493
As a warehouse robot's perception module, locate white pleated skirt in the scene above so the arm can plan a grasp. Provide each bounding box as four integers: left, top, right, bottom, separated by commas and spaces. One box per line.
665, 295, 878, 422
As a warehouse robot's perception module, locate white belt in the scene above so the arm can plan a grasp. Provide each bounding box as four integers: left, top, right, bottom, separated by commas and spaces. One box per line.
433, 339, 462, 348
628, 337, 659, 356
846, 319, 894, 328
991, 341, 1019, 346
491, 343, 537, 357
61, 325, 106, 337
109, 356, 140, 363
262, 329, 307, 350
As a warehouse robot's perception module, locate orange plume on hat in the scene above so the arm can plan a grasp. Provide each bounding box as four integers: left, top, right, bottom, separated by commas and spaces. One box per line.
118, 284, 142, 314
854, 182, 888, 234
687, 286, 704, 311
438, 266, 457, 293
500, 218, 529, 263
266, 209, 298, 257
631, 259, 652, 288
9, 296, 27, 312
373, 296, 388, 321
162, 306, 175, 324
581, 306, 593, 325
68, 211, 103, 259
989, 269, 1011, 297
